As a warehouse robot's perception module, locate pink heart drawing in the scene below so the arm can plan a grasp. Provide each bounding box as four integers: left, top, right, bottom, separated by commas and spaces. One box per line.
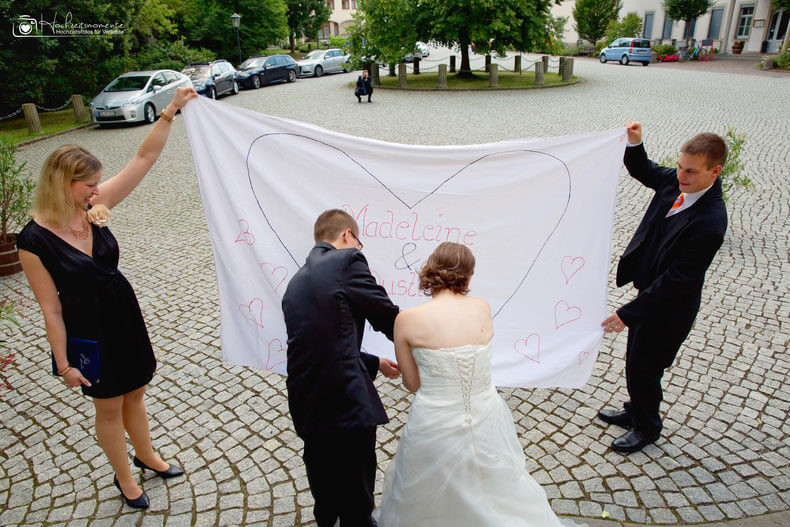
260, 262, 288, 295
245, 134, 571, 319
578, 351, 590, 365
514, 333, 541, 364
235, 219, 255, 245
554, 300, 582, 329
266, 339, 287, 370
561, 256, 585, 285
239, 298, 265, 328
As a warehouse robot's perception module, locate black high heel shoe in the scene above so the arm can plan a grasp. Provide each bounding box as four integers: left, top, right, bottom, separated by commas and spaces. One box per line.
133, 456, 185, 479
114, 476, 150, 509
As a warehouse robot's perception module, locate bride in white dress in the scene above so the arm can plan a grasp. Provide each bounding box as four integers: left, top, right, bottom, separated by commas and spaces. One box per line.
376, 242, 583, 527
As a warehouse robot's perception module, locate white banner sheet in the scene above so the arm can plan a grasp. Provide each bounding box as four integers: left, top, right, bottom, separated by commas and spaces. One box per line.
184, 97, 625, 388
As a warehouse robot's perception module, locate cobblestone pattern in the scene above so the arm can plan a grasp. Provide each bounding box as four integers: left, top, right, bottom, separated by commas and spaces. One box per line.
1, 50, 788, 526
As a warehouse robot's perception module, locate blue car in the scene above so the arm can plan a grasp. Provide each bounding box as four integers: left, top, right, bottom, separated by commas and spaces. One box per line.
600, 38, 651, 66
182, 60, 239, 99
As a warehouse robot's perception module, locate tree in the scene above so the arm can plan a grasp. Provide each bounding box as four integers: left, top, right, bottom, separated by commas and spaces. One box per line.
345, 0, 418, 69
417, 0, 562, 78
285, 0, 331, 53
774, 0, 790, 52
603, 12, 643, 45
662, 0, 714, 42
572, 0, 622, 45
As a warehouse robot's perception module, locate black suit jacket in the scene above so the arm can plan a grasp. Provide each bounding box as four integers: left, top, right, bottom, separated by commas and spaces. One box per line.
282, 242, 399, 436
616, 144, 727, 327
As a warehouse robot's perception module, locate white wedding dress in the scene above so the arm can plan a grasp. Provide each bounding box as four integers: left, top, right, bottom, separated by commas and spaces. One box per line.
376, 342, 584, 527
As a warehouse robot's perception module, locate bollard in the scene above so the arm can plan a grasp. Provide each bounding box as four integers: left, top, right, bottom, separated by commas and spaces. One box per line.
559, 56, 566, 77
389, 63, 396, 77
514, 55, 522, 74
438, 64, 448, 88
542, 55, 549, 72
398, 63, 407, 88
449, 55, 456, 73
413, 57, 420, 75
485, 54, 491, 72
534, 60, 544, 86
563, 58, 574, 81
488, 64, 498, 87
22, 103, 42, 133
71, 95, 88, 122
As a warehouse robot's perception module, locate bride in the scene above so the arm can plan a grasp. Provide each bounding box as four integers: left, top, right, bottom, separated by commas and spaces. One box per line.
376, 242, 583, 527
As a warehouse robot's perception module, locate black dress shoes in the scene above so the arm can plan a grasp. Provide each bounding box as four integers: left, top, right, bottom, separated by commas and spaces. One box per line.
133, 456, 185, 478
611, 429, 660, 453
597, 408, 633, 428
114, 476, 150, 509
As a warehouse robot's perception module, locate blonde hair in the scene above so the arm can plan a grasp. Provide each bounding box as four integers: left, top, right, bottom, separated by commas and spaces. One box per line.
33, 145, 102, 226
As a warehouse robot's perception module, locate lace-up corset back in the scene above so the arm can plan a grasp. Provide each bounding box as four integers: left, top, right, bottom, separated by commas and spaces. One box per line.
411, 343, 493, 401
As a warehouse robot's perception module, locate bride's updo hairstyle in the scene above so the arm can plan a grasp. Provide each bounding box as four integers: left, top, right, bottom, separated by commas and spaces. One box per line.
418, 242, 475, 296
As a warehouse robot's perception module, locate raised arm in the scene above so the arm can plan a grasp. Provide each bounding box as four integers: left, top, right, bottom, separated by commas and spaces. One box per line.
623, 121, 676, 191
94, 87, 197, 209
18, 250, 91, 388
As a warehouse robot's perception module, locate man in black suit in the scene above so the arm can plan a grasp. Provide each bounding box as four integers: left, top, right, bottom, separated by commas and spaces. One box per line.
599, 121, 728, 453
282, 209, 400, 527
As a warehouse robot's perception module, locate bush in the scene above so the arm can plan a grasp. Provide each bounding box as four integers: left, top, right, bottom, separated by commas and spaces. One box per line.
149, 60, 186, 71
561, 46, 580, 56
653, 44, 677, 57
775, 50, 790, 70
298, 43, 310, 53
596, 41, 607, 53
329, 36, 348, 49
136, 40, 215, 71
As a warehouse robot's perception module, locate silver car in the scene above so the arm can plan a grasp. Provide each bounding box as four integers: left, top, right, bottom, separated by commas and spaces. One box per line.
89, 70, 192, 125
297, 48, 350, 77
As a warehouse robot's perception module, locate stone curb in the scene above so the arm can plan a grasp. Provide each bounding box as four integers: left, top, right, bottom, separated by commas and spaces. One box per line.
14, 122, 97, 149
372, 78, 581, 92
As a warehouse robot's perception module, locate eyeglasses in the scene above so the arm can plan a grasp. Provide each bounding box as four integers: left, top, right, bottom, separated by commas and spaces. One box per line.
348, 229, 363, 250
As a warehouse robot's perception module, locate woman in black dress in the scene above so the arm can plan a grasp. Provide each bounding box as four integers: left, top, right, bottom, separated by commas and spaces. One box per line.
17, 86, 197, 509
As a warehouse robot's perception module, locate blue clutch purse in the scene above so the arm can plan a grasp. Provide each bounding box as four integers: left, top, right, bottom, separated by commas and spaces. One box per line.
51, 338, 100, 384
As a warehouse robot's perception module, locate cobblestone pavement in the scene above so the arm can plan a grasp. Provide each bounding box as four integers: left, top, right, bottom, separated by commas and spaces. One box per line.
1, 51, 788, 526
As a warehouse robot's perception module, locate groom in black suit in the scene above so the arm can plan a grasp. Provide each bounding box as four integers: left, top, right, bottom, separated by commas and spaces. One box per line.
599, 121, 728, 453
282, 209, 400, 527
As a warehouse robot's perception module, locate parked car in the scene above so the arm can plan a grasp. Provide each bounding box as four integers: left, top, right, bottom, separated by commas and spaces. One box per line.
403, 41, 431, 62
297, 48, 350, 77
236, 55, 298, 88
600, 38, 651, 66
182, 60, 238, 99
89, 70, 192, 125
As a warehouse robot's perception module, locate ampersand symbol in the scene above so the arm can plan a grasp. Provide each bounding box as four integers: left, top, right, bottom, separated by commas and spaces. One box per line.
394, 243, 420, 270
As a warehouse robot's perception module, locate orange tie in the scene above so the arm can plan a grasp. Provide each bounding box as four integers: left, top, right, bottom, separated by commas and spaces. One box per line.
670, 193, 685, 211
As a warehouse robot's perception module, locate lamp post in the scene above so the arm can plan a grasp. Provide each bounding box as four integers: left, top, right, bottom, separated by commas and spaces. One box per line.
230, 13, 242, 65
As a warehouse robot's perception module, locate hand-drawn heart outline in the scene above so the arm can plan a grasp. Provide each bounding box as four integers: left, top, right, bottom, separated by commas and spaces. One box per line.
235, 219, 255, 245
260, 262, 288, 295
554, 300, 582, 329
266, 339, 287, 370
578, 351, 590, 365
245, 133, 571, 319
514, 333, 541, 364
561, 256, 585, 285
239, 298, 265, 328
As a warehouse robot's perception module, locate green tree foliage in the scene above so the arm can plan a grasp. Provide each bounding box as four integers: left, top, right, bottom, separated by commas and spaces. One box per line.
285, 0, 331, 53
572, 0, 622, 45
603, 13, 643, 45
662, 0, 713, 38
345, 0, 418, 69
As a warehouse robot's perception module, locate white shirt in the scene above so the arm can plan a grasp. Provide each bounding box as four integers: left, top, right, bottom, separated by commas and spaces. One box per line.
626, 142, 713, 217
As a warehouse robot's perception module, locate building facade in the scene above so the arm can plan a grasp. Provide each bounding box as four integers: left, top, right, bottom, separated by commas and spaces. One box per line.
557, 0, 788, 54
320, 0, 358, 39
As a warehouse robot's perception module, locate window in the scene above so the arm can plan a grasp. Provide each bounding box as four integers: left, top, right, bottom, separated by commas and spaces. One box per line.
351, 0, 357, 8
708, 8, 724, 38
342, 0, 349, 8
151, 74, 166, 87
736, 5, 755, 38
164, 71, 179, 84
319, 22, 332, 39
643, 12, 655, 39
326, 0, 334, 8
662, 16, 674, 38
683, 18, 697, 39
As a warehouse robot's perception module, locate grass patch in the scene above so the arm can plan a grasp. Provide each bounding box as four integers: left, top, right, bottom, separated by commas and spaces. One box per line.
0, 108, 90, 145
376, 71, 571, 89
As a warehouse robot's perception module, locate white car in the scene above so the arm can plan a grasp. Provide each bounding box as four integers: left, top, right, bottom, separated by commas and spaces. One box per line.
89, 70, 192, 125
417, 41, 430, 57
296, 48, 350, 77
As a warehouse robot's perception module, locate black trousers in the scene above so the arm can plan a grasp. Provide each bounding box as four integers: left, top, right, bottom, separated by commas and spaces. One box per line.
623, 320, 693, 436
302, 427, 377, 527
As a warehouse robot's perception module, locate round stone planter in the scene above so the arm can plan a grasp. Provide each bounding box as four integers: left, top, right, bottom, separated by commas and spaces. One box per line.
0, 235, 23, 276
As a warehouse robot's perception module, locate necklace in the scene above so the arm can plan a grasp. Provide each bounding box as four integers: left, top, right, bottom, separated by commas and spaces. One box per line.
68, 214, 89, 240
